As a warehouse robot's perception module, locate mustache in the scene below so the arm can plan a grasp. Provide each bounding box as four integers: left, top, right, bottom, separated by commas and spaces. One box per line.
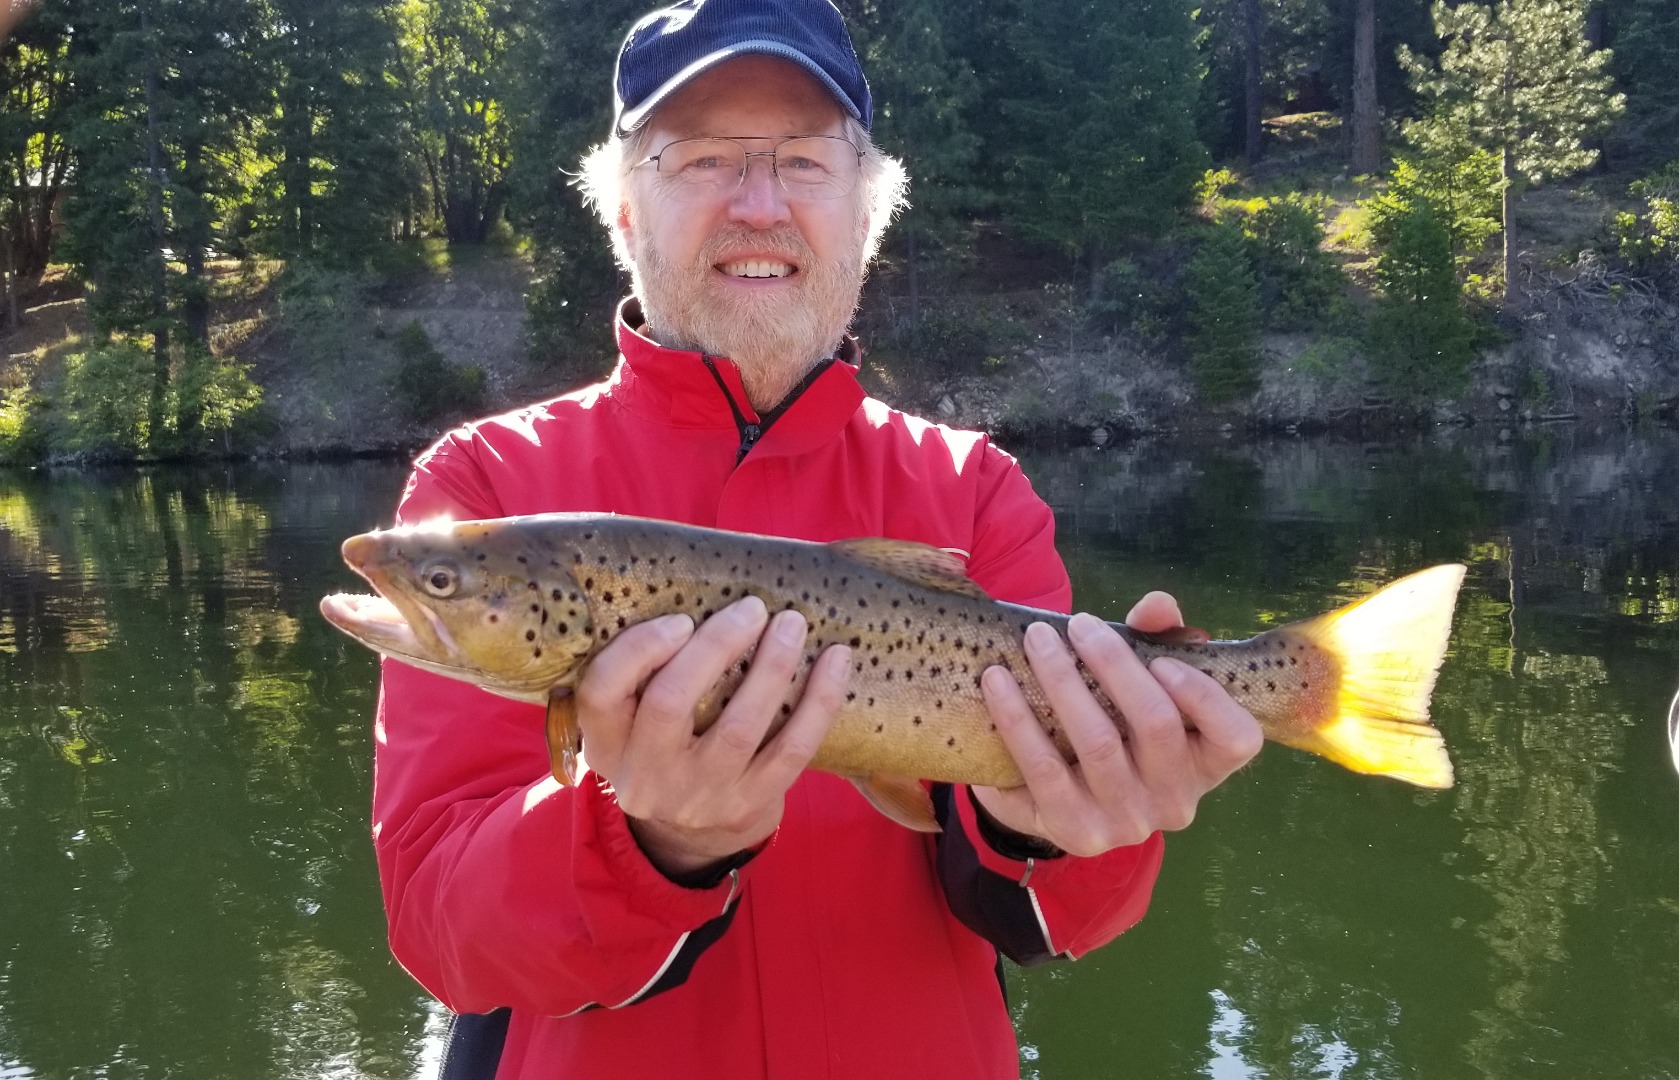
699, 226, 814, 268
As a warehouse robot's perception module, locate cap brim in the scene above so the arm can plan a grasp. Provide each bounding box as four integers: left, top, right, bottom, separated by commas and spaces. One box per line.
616, 40, 863, 135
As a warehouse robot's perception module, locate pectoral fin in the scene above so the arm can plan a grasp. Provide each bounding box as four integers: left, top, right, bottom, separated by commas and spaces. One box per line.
546, 691, 582, 786
849, 774, 941, 833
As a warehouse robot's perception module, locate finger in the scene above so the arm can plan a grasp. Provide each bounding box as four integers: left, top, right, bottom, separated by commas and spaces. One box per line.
1124, 591, 1183, 634
632, 597, 769, 756
1025, 620, 1145, 785
573, 613, 696, 771
743, 642, 852, 797
699, 608, 811, 770
1150, 657, 1265, 782
980, 661, 1085, 812
1063, 614, 1191, 789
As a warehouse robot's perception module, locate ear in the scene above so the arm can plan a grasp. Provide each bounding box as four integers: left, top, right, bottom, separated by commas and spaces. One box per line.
616, 199, 637, 261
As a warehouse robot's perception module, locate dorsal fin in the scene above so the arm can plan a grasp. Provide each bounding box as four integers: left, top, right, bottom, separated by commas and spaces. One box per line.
828, 538, 991, 599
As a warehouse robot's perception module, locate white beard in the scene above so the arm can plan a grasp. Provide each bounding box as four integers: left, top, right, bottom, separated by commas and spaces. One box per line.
631, 221, 866, 411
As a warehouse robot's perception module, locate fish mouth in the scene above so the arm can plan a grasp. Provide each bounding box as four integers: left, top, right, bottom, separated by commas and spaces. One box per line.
321, 535, 462, 667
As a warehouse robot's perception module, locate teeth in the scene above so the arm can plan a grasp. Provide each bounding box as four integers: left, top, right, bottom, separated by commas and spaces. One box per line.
721, 259, 793, 278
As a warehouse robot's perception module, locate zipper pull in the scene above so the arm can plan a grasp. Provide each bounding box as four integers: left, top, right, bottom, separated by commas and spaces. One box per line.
736, 422, 762, 464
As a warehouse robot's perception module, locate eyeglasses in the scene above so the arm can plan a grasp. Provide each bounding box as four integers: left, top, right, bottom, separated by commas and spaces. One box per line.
635, 136, 863, 202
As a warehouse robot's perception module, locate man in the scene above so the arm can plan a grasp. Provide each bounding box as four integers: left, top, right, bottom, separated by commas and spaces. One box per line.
372, 1, 1264, 1076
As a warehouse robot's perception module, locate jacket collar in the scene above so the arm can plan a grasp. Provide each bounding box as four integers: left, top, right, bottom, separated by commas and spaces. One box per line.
610, 297, 866, 459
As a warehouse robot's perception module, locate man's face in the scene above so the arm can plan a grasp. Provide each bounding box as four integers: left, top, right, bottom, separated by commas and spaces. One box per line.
620, 55, 870, 408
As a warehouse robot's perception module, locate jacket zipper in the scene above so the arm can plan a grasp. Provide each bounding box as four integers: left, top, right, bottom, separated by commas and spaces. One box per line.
702, 355, 834, 466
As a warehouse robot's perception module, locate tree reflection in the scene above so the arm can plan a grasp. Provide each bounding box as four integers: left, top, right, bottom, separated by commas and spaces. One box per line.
0, 463, 422, 1079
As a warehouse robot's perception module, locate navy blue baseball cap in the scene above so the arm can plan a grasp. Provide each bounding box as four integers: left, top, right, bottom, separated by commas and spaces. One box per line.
613, 0, 872, 136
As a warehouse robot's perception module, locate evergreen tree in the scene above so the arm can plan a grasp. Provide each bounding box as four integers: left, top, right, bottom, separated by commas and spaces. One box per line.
1402, 0, 1624, 297
398, 0, 518, 245
253, 0, 418, 260
1184, 221, 1261, 404
0, 0, 74, 322
985, 0, 1206, 279
1364, 189, 1473, 400
503, 0, 641, 367
1604, 0, 1679, 168
851, 0, 979, 320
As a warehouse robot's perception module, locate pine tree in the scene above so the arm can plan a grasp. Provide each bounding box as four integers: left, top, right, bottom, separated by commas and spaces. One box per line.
983, 0, 1207, 279
1402, 0, 1624, 297
852, 0, 979, 321
0, 0, 74, 324
254, 0, 418, 260
397, 0, 518, 245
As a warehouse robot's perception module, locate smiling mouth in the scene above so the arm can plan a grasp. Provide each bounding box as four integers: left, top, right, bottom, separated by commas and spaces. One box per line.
718, 259, 796, 279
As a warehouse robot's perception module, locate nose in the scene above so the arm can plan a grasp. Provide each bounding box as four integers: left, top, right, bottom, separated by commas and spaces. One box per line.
726, 155, 792, 230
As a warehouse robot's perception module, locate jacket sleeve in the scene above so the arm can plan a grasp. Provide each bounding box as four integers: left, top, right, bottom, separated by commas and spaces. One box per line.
934, 440, 1165, 964
370, 437, 749, 1015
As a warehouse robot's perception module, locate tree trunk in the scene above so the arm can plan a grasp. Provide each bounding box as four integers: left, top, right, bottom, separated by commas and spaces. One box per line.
1584, 2, 1609, 174
1243, 0, 1264, 167
1351, 0, 1380, 175
1501, 145, 1515, 300
142, 3, 170, 442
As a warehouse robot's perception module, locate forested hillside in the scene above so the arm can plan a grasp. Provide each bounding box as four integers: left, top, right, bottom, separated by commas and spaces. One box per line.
1, 0, 1675, 462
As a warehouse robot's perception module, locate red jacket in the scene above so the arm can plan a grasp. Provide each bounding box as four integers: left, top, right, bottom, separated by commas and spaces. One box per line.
373, 303, 1164, 1079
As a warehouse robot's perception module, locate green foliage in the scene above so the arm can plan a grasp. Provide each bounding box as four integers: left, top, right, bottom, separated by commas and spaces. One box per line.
1367, 153, 1502, 264
0, 385, 51, 464
391, 319, 486, 424
1365, 195, 1474, 400
972, 0, 1208, 268
1232, 192, 1346, 331
170, 349, 264, 450
58, 339, 156, 456
1609, 163, 1679, 282
868, 300, 1033, 382
1183, 222, 1262, 404
1200, 178, 1348, 332
275, 259, 375, 370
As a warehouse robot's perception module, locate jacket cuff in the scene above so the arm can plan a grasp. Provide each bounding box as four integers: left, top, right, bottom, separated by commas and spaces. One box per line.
578, 772, 747, 925
954, 784, 1051, 884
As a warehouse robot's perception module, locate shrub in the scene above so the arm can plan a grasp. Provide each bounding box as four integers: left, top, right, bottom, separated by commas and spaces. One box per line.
1365, 196, 1474, 401
58, 339, 156, 455
868, 300, 1032, 381
391, 320, 487, 425
1234, 193, 1347, 331
0, 386, 51, 464
1183, 222, 1261, 404
170, 348, 264, 452
1610, 162, 1679, 283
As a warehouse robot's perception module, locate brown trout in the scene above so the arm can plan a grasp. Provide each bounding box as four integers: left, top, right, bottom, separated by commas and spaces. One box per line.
320, 513, 1465, 831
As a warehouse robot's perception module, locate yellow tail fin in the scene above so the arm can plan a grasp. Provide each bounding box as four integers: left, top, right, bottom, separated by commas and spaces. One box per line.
1282, 564, 1466, 789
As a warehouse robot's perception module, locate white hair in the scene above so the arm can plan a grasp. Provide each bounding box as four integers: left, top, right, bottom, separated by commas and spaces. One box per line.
575, 115, 909, 270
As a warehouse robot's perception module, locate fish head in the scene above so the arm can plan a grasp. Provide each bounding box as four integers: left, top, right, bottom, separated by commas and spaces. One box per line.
319, 518, 597, 700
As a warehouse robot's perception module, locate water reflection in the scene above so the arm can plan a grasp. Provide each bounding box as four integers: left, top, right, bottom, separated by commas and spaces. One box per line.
2, 431, 1678, 1078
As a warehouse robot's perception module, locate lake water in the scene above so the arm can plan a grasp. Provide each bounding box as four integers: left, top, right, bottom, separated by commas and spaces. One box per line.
2, 427, 1677, 1079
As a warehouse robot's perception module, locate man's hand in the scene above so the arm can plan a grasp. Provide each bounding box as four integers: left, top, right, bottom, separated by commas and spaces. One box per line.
971, 592, 1264, 858
573, 596, 852, 879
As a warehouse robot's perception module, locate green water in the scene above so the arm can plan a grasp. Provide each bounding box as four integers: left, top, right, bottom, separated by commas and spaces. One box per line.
2, 431, 1677, 1079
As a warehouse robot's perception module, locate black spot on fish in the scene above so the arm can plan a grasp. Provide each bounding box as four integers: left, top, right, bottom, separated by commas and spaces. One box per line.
552, 589, 564, 601
617, 564, 627, 574
527, 581, 538, 591
828, 606, 838, 619
875, 724, 883, 733
1289, 656, 1298, 666
802, 591, 811, 601
722, 586, 732, 597
557, 622, 568, 634
946, 737, 956, 747
1248, 662, 1258, 672
674, 593, 684, 606
534, 648, 542, 658
1226, 672, 1237, 683
867, 697, 875, 707
1240, 683, 1249, 692
583, 532, 594, 541
703, 609, 714, 619
1302, 681, 1310, 690
870, 657, 880, 667
904, 671, 913, 682
858, 598, 868, 609
935, 699, 943, 709
616, 616, 627, 629
530, 603, 540, 613
476, 553, 486, 562
603, 592, 614, 603
489, 614, 499, 624
1266, 681, 1276, 691
584, 578, 594, 589
776, 577, 785, 587
891, 599, 900, 608
885, 670, 894, 681
647, 583, 658, 594
937, 607, 946, 616
849, 637, 861, 648
517, 555, 527, 564
598, 555, 608, 564
846, 692, 857, 702
912, 717, 922, 726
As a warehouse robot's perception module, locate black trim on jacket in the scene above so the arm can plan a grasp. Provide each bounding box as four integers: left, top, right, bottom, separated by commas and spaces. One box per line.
932, 783, 1059, 967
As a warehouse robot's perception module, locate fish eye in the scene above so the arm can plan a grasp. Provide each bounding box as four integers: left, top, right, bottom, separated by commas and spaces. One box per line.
420, 560, 460, 598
